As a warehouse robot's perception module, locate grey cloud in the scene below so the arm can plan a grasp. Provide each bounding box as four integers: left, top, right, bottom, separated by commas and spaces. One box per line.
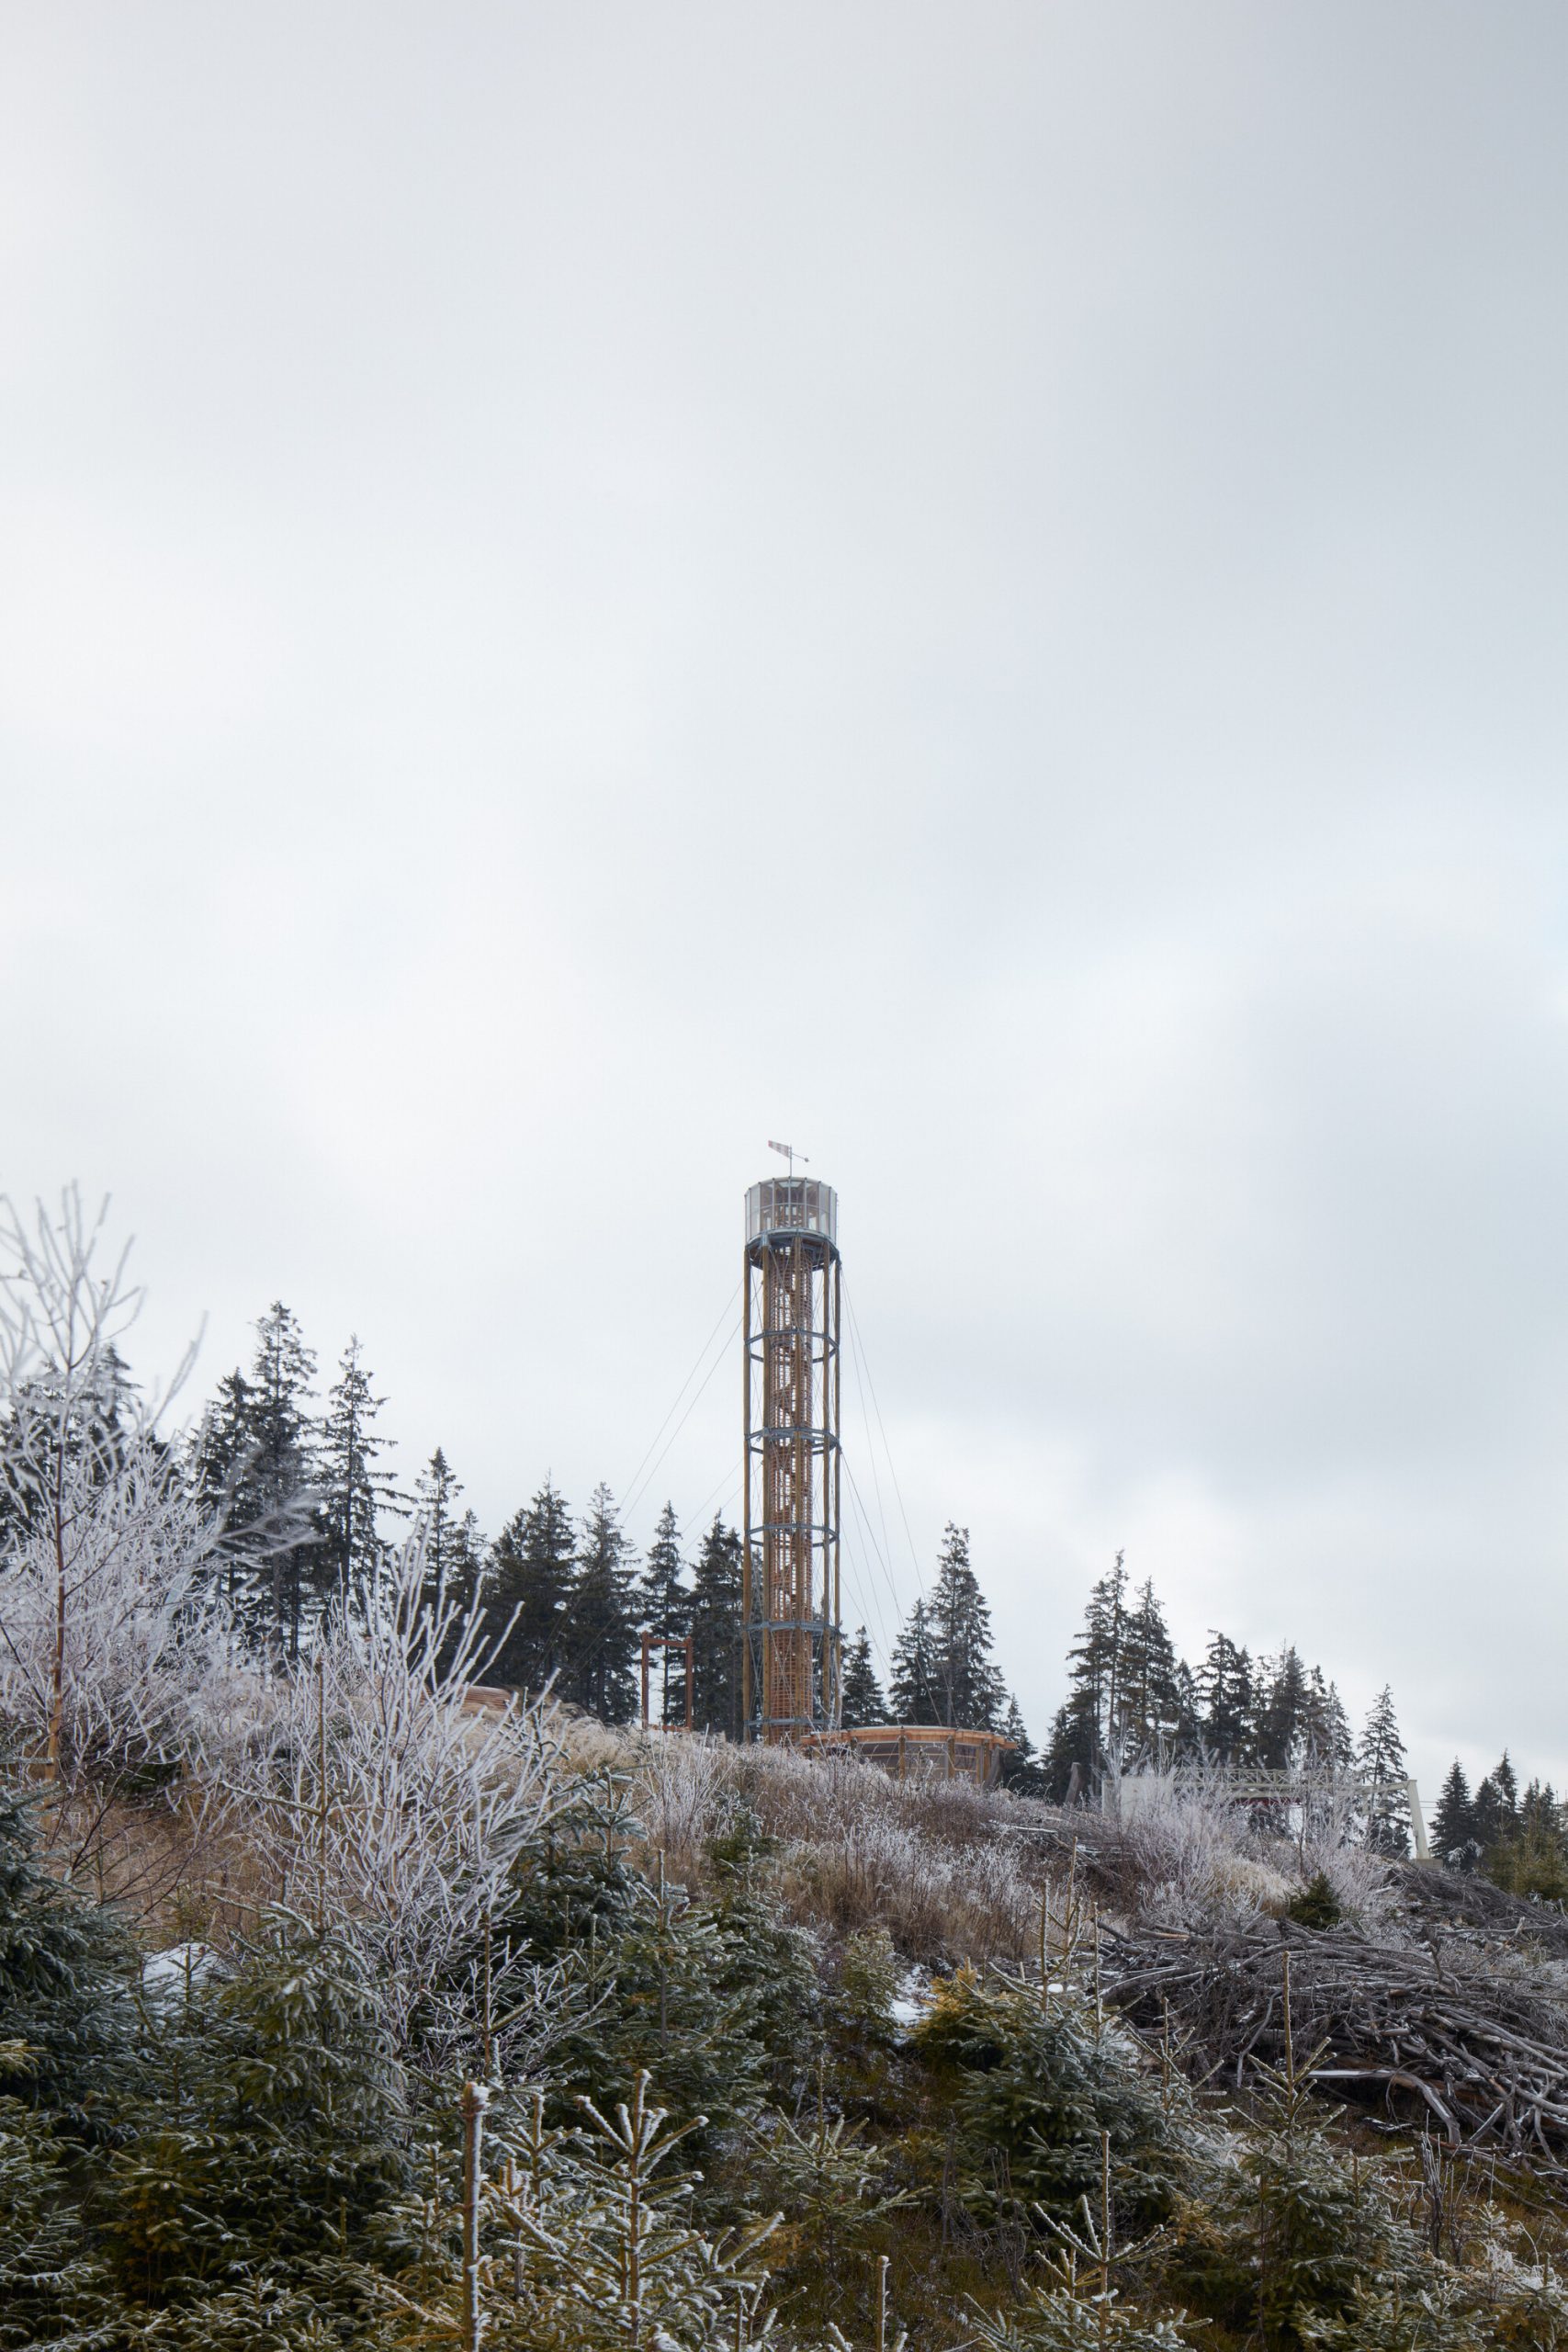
4, 4, 1567, 1803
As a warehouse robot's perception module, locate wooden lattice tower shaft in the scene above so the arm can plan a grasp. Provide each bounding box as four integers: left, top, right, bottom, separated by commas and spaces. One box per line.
742, 1177, 841, 1742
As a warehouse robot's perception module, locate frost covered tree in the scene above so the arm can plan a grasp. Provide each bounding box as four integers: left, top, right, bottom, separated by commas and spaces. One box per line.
368, 2072, 778, 2352
243, 1300, 325, 1659
319, 1333, 400, 1623
0, 1192, 235, 1798
412, 1445, 485, 1634
1358, 1685, 1411, 1857
232, 1534, 570, 2052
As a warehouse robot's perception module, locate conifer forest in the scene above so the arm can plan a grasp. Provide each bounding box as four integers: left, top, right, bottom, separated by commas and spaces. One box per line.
6, 1193, 1568, 2351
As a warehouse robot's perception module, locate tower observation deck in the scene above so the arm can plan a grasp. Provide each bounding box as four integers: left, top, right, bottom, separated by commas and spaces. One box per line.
742, 1176, 842, 1742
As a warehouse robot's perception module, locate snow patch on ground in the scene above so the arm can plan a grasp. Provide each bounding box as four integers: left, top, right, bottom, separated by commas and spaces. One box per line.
141, 1942, 222, 2006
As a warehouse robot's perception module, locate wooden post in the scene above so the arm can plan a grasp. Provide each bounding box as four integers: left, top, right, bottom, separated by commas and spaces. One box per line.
640, 1631, 651, 1732
683, 1635, 694, 1731
460, 2078, 490, 2352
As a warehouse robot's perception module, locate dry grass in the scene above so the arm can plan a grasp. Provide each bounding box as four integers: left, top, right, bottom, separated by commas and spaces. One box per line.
1103, 1775, 1295, 1930
1299, 1830, 1397, 1928
621, 1734, 1050, 1962
37, 1698, 1400, 1997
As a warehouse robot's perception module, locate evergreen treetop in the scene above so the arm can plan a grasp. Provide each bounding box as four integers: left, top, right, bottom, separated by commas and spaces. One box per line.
888, 1595, 937, 1726
924, 1522, 1005, 1731
1358, 1684, 1411, 1858
639, 1499, 690, 1727
1121, 1578, 1183, 1760
412, 1446, 485, 1667
1197, 1631, 1253, 1764
486, 1478, 577, 1698
1430, 1758, 1476, 1866
1255, 1645, 1311, 1771
840, 1626, 888, 1729
245, 1301, 324, 1661
319, 1333, 400, 1623
566, 1484, 639, 1726
686, 1514, 743, 1739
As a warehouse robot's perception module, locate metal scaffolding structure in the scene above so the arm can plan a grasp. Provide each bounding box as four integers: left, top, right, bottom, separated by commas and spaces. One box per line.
742, 1174, 841, 1742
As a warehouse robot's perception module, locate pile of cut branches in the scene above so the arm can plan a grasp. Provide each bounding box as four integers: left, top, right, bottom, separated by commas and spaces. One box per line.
1102, 1911, 1568, 2165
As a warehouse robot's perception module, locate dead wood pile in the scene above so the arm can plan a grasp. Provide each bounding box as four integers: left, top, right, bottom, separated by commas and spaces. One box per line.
1101, 1907, 1568, 2165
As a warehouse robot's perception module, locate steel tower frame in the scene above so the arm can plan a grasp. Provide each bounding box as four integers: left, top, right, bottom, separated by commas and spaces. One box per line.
741, 1178, 841, 1742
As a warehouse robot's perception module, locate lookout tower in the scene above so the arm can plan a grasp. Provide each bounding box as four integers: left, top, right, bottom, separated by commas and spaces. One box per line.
742, 1170, 841, 1741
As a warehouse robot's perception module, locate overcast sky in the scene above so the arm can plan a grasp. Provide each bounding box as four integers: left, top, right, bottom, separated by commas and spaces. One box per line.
5, 5, 1568, 1798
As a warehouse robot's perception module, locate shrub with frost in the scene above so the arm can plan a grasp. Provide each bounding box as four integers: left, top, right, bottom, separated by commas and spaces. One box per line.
630, 1730, 732, 1872
1295, 1832, 1393, 1928
223, 1540, 570, 2059
0, 1192, 239, 1798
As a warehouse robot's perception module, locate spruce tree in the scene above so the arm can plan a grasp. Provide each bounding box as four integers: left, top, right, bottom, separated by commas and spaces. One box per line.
639, 1500, 690, 1726
1322, 1676, 1357, 1771
912, 1968, 1190, 2233
412, 1447, 485, 1659
486, 1480, 576, 1697
998, 1692, 1043, 1792
1042, 1703, 1079, 1802
1358, 1685, 1411, 1857
1255, 1645, 1311, 1771
1492, 1781, 1568, 1901
1472, 1753, 1522, 1867
0, 1342, 141, 1544
0, 1787, 143, 2132
1471, 1773, 1502, 1851
1047, 1552, 1132, 1790
566, 1484, 638, 1724
245, 1302, 325, 1660
1430, 1758, 1476, 1867
319, 1335, 400, 1622
0, 2098, 113, 2343
687, 1515, 743, 1738
888, 1596, 937, 1725
1197, 1632, 1253, 1764
1171, 1655, 1202, 1753
1292, 1664, 1356, 1780
186, 1368, 260, 1618
1121, 1577, 1183, 1761
189, 1306, 324, 1654
925, 1522, 1005, 1729
839, 1627, 888, 1728
98, 1929, 408, 2303
1493, 1749, 1520, 1820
